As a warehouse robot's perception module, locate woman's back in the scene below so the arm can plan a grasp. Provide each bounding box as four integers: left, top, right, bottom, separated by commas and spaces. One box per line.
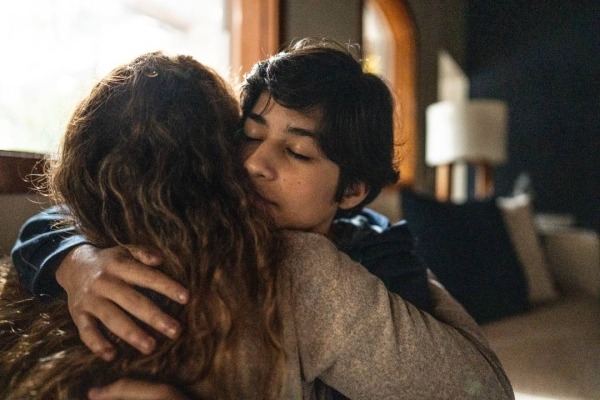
0, 52, 286, 399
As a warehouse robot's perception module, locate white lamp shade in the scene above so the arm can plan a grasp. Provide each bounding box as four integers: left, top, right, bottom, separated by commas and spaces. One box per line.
426, 100, 508, 166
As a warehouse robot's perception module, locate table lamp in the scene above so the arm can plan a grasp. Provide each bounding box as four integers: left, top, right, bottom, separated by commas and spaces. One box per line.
426, 99, 508, 201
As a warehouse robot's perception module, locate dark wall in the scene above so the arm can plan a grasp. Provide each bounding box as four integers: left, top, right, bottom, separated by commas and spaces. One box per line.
280, 0, 362, 46
407, 0, 469, 191
466, 0, 600, 232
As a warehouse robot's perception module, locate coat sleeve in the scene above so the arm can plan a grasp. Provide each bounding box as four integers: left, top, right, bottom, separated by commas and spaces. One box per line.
11, 206, 89, 296
282, 231, 514, 400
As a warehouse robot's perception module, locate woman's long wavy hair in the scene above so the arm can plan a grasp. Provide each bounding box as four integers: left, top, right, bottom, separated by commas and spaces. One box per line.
0, 52, 286, 399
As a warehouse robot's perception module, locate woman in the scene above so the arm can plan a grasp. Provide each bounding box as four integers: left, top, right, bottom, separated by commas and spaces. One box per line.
1, 51, 284, 399
0, 52, 513, 399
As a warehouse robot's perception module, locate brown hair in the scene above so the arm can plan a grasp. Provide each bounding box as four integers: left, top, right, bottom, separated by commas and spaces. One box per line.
0, 52, 286, 399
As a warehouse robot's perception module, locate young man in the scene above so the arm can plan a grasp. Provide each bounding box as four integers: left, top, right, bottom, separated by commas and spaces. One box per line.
13, 39, 434, 362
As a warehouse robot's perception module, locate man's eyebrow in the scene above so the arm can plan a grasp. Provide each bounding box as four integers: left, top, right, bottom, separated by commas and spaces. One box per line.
286, 126, 317, 138
247, 112, 266, 125
247, 112, 318, 138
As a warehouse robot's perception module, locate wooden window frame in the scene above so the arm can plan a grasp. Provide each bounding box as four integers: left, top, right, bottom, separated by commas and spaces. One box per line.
0, 151, 46, 194
369, 0, 417, 188
229, 0, 280, 84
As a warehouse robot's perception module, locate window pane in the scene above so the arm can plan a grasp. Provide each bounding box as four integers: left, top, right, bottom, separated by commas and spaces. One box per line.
363, 1, 394, 85
0, 0, 229, 154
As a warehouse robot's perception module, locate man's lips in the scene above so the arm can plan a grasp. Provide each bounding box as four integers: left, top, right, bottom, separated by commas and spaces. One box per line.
256, 193, 278, 207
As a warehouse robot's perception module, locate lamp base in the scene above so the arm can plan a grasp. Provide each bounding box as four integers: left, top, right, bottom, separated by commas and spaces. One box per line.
435, 161, 494, 201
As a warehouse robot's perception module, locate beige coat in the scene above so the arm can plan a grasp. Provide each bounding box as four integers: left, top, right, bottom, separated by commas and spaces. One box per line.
278, 231, 514, 399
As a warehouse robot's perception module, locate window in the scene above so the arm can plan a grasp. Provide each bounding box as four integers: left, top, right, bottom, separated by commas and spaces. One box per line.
0, 0, 229, 154
363, 1, 395, 86
363, 0, 416, 187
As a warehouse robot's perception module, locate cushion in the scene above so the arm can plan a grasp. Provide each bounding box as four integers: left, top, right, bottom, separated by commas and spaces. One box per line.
497, 194, 559, 302
400, 190, 530, 323
541, 228, 600, 297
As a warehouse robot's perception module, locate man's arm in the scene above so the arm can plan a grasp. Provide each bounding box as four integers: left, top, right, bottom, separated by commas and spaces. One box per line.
11, 205, 89, 296
11, 206, 190, 359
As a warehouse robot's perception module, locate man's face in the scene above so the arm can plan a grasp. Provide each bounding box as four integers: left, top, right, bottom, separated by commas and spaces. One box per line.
240, 93, 342, 235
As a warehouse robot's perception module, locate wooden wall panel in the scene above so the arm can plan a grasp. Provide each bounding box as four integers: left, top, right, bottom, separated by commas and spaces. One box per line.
0, 151, 46, 194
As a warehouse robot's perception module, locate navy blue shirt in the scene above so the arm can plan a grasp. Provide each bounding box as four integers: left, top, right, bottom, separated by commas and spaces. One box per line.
331, 209, 433, 314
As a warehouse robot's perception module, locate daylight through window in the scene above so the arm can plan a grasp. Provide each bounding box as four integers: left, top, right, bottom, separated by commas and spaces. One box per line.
0, 0, 229, 154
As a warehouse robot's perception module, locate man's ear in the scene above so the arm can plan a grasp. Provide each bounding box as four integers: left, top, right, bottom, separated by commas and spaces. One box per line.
338, 182, 369, 211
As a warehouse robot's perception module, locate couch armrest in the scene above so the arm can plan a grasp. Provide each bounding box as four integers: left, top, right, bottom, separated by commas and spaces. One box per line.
540, 228, 600, 297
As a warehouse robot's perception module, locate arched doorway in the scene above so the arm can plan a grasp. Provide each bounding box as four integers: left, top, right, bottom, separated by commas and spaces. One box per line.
364, 0, 417, 188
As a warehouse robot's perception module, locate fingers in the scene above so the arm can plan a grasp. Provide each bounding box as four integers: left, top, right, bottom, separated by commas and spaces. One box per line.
113, 259, 189, 305
88, 379, 188, 400
126, 245, 163, 266
59, 244, 189, 357
71, 275, 176, 354
111, 282, 181, 340
76, 294, 157, 355
74, 312, 117, 361
91, 277, 180, 346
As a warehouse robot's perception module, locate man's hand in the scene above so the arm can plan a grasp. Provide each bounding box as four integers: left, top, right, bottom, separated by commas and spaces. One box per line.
88, 379, 188, 400
56, 244, 189, 360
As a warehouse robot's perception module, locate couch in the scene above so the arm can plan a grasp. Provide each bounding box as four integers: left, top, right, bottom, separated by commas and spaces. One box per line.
396, 190, 600, 400
482, 222, 600, 400
482, 293, 600, 399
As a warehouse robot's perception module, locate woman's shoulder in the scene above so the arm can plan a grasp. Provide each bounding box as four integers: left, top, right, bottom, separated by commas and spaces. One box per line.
279, 230, 368, 291
280, 230, 346, 272
282, 230, 336, 252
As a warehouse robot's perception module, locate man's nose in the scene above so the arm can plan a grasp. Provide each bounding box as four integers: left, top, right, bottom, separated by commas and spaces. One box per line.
244, 144, 276, 180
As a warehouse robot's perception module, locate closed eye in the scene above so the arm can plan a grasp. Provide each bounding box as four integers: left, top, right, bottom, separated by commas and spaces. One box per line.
287, 148, 311, 161
242, 132, 262, 142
